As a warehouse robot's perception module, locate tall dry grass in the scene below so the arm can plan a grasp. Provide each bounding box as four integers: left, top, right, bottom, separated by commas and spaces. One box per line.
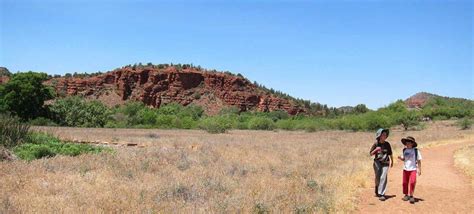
454, 144, 474, 186
1, 121, 470, 213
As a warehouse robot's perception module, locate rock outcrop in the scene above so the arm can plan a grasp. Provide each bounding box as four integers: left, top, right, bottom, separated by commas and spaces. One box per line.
405, 92, 437, 108
46, 66, 306, 115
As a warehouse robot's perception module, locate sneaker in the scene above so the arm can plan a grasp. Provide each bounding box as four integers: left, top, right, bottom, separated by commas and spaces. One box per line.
409, 196, 416, 204
379, 195, 386, 201
402, 195, 410, 201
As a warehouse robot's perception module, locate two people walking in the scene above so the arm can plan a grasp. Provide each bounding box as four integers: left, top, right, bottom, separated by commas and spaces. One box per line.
369, 128, 422, 204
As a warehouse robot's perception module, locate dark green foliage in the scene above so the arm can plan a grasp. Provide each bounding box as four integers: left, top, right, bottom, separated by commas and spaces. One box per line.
28, 117, 58, 126
49, 96, 110, 127
0, 72, 54, 120
0, 114, 30, 148
354, 104, 369, 114
14, 132, 107, 161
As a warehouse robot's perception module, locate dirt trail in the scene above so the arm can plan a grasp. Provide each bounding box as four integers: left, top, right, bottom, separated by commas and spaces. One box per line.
356, 136, 474, 213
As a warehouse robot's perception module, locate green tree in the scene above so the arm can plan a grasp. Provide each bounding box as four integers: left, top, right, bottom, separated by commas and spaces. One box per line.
0, 72, 54, 120
354, 104, 369, 114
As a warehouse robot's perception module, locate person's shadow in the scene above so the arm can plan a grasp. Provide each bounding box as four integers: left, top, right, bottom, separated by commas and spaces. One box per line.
384, 195, 397, 200
412, 197, 425, 203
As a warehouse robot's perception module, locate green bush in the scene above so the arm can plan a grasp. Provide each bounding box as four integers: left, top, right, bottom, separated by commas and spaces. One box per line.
276, 119, 297, 130
248, 117, 275, 130
0, 114, 30, 148
199, 116, 233, 133
49, 96, 110, 127
14, 133, 107, 161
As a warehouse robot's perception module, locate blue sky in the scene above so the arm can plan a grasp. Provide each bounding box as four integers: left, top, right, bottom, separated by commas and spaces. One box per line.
1, 0, 472, 109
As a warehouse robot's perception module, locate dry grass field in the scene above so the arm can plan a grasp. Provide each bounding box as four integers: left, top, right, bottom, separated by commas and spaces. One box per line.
1, 121, 471, 213
455, 144, 474, 186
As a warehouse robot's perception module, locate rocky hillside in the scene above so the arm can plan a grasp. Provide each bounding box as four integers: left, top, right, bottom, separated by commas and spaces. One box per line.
405, 92, 438, 108
45, 65, 307, 115
405, 92, 473, 109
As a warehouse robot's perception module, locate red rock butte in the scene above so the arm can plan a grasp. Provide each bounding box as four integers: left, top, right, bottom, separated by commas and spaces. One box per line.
45, 66, 307, 115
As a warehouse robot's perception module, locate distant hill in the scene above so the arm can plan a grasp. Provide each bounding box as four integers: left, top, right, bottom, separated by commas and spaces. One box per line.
405, 92, 472, 109
44, 64, 309, 115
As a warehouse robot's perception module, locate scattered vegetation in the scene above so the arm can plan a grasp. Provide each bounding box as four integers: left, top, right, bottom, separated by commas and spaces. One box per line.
14, 133, 107, 161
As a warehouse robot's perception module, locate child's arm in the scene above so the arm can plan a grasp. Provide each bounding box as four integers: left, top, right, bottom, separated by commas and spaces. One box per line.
398, 150, 405, 161
417, 160, 422, 176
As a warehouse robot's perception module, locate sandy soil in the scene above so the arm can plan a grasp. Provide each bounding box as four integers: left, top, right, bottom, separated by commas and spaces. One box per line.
357, 136, 474, 213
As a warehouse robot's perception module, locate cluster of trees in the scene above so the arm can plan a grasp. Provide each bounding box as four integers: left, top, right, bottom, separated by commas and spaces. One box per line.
1, 71, 472, 133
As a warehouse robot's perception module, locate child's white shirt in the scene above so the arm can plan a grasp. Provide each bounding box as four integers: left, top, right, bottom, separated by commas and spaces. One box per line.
402, 148, 422, 171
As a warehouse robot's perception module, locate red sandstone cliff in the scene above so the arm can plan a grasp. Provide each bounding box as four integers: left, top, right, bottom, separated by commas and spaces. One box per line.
45, 66, 306, 115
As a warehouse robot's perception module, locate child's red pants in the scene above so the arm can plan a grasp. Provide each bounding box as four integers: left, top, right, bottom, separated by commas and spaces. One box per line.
403, 170, 417, 196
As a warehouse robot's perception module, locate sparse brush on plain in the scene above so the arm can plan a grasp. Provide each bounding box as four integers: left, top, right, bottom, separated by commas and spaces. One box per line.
1, 121, 470, 213
13, 132, 109, 161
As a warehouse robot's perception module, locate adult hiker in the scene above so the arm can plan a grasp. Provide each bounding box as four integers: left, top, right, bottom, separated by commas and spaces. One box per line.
369, 128, 393, 201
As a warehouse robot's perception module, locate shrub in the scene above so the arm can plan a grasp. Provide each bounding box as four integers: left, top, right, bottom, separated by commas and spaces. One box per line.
248, 117, 275, 130
457, 118, 472, 130
394, 111, 421, 131
276, 119, 297, 130
199, 117, 233, 133
0, 114, 30, 148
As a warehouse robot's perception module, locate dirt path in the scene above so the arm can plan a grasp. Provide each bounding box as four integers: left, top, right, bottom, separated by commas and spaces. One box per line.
356, 137, 474, 213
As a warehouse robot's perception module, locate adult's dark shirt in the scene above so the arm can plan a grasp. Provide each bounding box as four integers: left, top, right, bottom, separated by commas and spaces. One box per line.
370, 141, 393, 166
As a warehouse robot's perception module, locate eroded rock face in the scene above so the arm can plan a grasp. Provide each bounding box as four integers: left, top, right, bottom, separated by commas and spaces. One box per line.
405, 92, 437, 108
46, 66, 306, 115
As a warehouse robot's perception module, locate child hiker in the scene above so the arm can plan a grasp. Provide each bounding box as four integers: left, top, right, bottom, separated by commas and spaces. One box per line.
398, 136, 422, 204
369, 128, 393, 201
